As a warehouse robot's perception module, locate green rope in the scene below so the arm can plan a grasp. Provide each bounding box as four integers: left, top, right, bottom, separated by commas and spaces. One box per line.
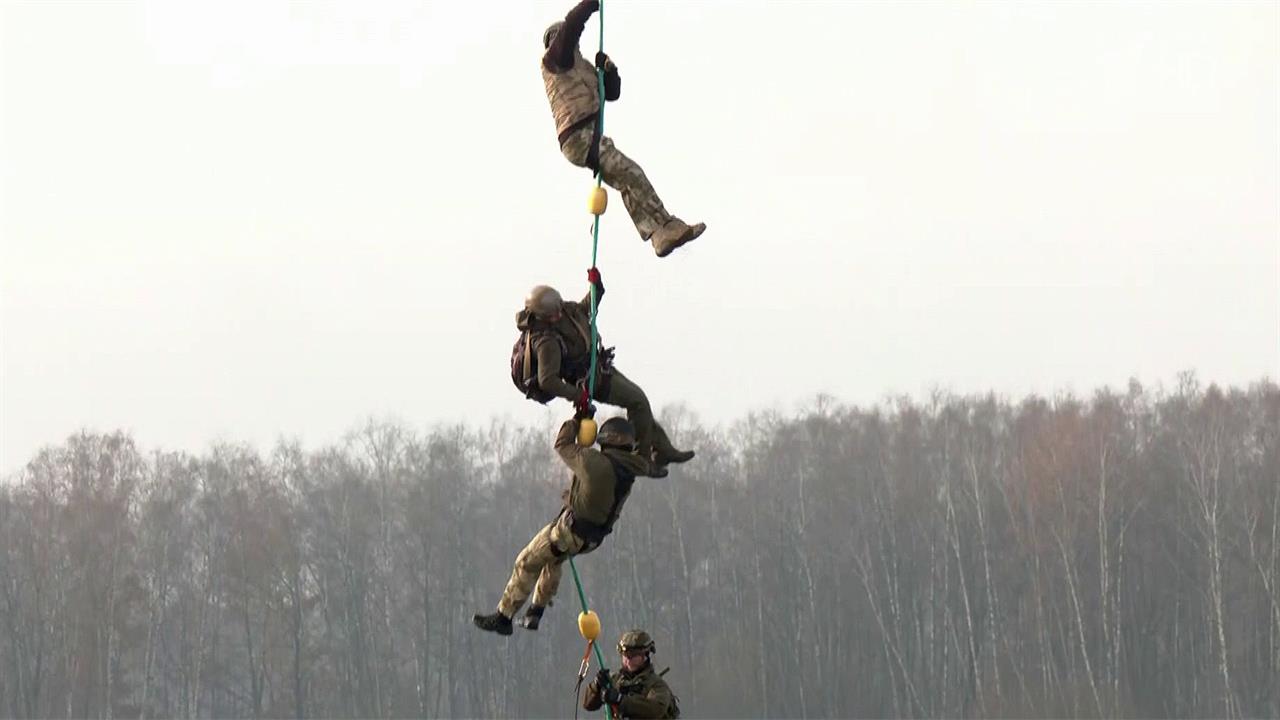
586, 0, 606, 400
568, 555, 613, 719
572, 12, 614, 720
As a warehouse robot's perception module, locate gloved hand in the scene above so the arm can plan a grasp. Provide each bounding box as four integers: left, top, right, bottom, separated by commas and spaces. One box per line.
574, 0, 600, 16
594, 51, 615, 71
587, 266, 602, 285
604, 685, 623, 705
595, 668, 610, 690
574, 381, 594, 418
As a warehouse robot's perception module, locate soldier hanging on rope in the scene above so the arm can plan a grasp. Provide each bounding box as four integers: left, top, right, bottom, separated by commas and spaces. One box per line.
542, 0, 706, 258
510, 268, 695, 475
473, 416, 655, 635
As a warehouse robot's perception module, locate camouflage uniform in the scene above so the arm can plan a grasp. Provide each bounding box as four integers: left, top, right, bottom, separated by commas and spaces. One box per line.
583, 664, 679, 719
542, 0, 704, 254
514, 277, 689, 467
493, 418, 652, 619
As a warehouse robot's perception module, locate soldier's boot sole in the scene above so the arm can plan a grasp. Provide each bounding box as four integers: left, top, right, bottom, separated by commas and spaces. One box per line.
653, 221, 706, 258
654, 448, 695, 467
473, 612, 514, 636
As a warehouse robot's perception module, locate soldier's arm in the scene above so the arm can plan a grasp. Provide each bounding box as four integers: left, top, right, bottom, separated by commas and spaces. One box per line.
543, 0, 599, 72
534, 336, 580, 402
554, 419, 593, 478
618, 682, 675, 719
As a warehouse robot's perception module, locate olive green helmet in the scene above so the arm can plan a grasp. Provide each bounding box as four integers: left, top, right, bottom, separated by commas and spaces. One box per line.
597, 417, 636, 450
524, 285, 563, 320
617, 629, 655, 655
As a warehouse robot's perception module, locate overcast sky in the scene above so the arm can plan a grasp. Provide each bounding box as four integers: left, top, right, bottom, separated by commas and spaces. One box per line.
1, 0, 1276, 472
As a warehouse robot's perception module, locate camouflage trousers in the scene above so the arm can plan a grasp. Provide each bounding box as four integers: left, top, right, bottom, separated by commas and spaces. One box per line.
594, 369, 678, 462
561, 126, 673, 241
497, 510, 598, 618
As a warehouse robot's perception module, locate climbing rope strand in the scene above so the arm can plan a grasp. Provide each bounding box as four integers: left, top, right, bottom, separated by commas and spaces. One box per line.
571, 4, 614, 719
586, 0, 606, 399
568, 556, 613, 719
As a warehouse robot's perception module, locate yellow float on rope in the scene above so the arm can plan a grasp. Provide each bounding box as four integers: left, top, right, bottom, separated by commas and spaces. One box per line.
578, 610, 601, 641
588, 186, 608, 215
577, 417, 598, 446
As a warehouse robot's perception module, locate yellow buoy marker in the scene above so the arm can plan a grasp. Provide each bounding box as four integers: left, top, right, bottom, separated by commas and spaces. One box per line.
588, 186, 608, 215
578, 610, 601, 641
577, 417, 598, 446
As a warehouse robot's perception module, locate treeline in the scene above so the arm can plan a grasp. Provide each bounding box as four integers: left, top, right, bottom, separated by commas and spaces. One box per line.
1, 374, 1277, 719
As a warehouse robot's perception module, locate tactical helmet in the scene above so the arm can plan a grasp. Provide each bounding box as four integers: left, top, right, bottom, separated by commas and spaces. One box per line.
543, 21, 564, 49
597, 417, 636, 449
524, 285, 563, 320
617, 629, 655, 655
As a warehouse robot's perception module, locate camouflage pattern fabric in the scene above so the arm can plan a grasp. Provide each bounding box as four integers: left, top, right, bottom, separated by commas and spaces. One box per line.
561, 127, 673, 241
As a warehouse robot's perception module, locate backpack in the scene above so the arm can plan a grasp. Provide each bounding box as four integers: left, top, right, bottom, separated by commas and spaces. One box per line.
510, 330, 565, 404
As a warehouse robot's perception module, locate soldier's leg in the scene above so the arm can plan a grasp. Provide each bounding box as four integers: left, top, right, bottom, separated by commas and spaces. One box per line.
596, 136, 674, 241
595, 369, 657, 458
496, 522, 561, 618
596, 370, 692, 466
562, 128, 672, 241
649, 418, 695, 466
649, 419, 678, 458
531, 513, 590, 607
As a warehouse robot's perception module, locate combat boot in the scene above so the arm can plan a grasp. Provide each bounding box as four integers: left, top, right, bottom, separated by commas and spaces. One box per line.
518, 605, 545, 631
654, 447, 695, 466
473, 611, 513, 636
642, 457, 669, 478
650, 219, 706, 258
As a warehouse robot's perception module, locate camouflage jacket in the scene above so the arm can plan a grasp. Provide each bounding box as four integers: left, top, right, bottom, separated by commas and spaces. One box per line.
582, 664, 679, 719
541, 0, 621, 144
554, 419, 651, 535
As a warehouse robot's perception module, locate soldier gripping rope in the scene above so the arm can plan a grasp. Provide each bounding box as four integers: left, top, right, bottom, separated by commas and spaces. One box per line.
473, 416, 655, 635
542, 0, 706, 258
583, 630, 681, 719
510, 267, 695, 476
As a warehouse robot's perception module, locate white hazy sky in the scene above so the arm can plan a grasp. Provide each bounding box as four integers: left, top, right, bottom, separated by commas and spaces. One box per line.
2, 0, 1276, 472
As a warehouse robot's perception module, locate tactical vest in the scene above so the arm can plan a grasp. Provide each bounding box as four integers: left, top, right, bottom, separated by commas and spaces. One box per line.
569, 455, 636, 544
542, 52, 599, 140
612, 667, 680, 719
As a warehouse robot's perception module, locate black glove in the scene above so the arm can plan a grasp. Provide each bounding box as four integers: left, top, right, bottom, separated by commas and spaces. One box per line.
595, 668, 610, 689
604, 685, 623, 705
594, 51, 614, 70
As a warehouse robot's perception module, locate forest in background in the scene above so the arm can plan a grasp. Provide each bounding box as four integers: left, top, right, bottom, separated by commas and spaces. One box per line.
1, 373, 1277, 719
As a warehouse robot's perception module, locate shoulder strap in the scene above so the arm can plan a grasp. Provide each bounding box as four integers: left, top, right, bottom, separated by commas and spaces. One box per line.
522, 331, 534, 380
565, 306, 595, 350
